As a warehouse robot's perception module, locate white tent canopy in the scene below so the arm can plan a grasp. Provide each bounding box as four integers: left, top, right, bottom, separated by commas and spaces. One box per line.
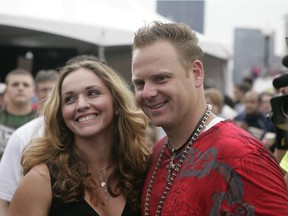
0, 0, 233, 94
0, 0, 231, 59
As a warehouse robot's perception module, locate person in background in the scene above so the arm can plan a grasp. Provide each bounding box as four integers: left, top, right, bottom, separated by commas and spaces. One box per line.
259, 91, 274, 117
242, 75, 254, 90
221, 94, 238, 119
131, 21, 288, 215
0, 69, 58, 216
0, 82, 7, 110
32, 69, 58, 111
0, 117, 43, 216
259, 91, 276, 150
9, 59, 150, 215
204, 87, 224, 117
272, 73, 288, 163
233, 82, 251, 114
204, 87, 237, 119
233, 90, 274, 142
0, 68, 36, 159
277, 57, 288, 184
280, 152, 288, 188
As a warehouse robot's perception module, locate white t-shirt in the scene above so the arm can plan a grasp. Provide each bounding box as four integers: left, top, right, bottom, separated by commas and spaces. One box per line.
0, 116, 44, 201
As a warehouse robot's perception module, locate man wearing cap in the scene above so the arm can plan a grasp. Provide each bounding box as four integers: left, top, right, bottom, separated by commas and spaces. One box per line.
275, 58, 288, 188
272, 71, 288, 163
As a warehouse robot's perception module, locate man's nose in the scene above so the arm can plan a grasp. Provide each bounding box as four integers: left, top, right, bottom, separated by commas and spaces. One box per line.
142, 83, 157, 99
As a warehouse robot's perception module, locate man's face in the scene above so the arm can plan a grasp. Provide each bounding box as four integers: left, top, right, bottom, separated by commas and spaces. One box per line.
280, 86, 288, 95
244, 92, 259, 114
132, 41, 201, 130
6, 74, 34, 106
35, 80, 55, 102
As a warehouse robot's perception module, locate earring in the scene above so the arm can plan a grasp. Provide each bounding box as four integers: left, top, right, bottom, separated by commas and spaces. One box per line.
115, 110, 119, 115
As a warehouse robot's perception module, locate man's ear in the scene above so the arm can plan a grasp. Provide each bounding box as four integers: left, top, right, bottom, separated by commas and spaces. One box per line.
191, 60, 204, 88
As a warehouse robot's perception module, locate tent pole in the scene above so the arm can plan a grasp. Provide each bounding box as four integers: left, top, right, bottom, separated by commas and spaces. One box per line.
98, 46, 106, 63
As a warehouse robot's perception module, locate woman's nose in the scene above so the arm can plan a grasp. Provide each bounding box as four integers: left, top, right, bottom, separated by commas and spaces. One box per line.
76, 96, 89, 111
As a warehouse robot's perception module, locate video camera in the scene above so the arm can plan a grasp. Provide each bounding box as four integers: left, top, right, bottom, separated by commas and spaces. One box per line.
270, 37, 288, 130
270, 94, 288, 130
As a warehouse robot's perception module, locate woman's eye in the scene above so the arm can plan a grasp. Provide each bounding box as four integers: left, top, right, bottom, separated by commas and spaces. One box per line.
63, 96, 75, 104
88, 90, 101, 96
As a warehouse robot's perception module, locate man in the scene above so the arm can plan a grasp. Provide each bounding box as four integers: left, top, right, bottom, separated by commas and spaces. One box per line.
0, 117, 43, 215
0, 69, 57, 215
0, 68, 35, 158
272, 72, 288, 163
32, 69, 58, 111
233, 82, 251, 114
281, 149, 288, 188
131, 21, 288, 215
233, 90, 274, 141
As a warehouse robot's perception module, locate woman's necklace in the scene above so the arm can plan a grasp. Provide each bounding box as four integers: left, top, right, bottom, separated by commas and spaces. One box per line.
97, 164, 113, 200
144, 104, 212, 216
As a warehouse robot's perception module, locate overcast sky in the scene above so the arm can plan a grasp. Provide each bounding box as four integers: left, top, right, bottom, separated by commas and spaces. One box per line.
137, 0, 288, 56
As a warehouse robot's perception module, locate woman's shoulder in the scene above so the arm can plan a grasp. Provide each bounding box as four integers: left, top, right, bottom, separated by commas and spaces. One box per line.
9, 163, 52, 215
30, 163, 50, 178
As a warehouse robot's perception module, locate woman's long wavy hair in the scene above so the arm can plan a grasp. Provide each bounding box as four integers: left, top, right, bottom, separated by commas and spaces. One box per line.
21, 58, 150, 212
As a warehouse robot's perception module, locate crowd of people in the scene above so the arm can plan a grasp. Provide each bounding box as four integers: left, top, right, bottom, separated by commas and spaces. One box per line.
0, 21, 288, 215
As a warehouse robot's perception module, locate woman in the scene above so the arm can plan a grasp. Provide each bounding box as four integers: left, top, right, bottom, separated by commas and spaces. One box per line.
9, 58, 150, 216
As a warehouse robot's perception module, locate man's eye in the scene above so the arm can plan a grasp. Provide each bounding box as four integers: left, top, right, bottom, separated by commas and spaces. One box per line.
23, 83, 31, 87
134, 81, 144, 89
12, 83, 19, 87
155, 75, 167, 82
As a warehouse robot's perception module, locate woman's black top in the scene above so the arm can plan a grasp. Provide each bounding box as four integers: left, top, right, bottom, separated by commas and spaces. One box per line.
48, 165, 137, 216
49, 196, 135, 216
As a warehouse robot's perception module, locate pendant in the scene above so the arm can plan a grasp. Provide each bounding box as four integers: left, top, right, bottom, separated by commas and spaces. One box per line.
99, 174, 109, 200
166, 152, 176, 182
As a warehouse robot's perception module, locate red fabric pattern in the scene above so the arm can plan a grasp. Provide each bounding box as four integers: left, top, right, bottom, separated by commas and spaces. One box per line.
141, 120, 288, 216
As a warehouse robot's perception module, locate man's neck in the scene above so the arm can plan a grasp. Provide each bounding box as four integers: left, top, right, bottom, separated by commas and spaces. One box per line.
165, 112, 217, 150
6, 104, 32, 116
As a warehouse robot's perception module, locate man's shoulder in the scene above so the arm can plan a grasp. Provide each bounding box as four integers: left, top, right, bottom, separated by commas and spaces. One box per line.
0, 109, 7, 121
206, 120, 265, 151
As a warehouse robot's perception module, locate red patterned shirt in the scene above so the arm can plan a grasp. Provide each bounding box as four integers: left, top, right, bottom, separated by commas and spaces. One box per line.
142, 120, 288, 216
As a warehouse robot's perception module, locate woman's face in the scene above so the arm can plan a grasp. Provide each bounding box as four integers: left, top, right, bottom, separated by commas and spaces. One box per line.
61, 68, 115, 139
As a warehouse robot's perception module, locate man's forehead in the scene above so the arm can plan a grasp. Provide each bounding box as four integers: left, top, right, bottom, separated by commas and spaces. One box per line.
7, 74, 33, 82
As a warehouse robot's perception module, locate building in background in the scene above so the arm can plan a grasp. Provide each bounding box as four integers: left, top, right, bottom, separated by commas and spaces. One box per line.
157, 0, 205, 33
233, 28, 279, 83
156, 0, 234, 96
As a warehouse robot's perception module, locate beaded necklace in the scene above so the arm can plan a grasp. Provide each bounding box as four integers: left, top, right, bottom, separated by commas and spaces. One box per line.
144, 104, 212, 216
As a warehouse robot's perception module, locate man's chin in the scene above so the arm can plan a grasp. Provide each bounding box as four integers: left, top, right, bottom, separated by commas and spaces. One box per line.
149, 119, 165, 128
14, 100, 30, 106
